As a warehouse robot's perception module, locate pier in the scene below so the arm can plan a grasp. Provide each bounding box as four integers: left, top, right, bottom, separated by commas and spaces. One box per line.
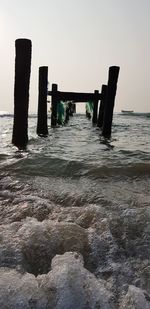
12, 39, 120, 149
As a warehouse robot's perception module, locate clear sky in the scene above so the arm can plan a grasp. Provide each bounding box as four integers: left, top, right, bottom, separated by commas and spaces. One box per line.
0, 0, 150, 113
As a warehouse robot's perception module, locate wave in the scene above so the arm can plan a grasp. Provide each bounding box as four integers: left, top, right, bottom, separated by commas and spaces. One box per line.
119, 112, 150, 118
0, 112, 37, 118
86, 162, 150, 178
1, 155, 150, 179
132, 112, 150, 118
0, 111, 13, 117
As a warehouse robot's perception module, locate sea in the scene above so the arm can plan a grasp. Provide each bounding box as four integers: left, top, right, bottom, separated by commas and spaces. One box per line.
0, 112, 150, 308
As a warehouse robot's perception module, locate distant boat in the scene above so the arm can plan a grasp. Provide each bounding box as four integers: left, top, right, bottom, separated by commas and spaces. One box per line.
121, 110, 134, 114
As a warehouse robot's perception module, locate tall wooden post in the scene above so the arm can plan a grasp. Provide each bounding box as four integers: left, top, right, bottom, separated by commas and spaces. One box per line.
97, 84, 107, 128
73, 103, 76, 113
102, 66, 120, 138
37, 66, 48, 136
12, 39, 32, 149
64, 103, 70, 124
51, 84, 58, 127
92, 90, 99, 125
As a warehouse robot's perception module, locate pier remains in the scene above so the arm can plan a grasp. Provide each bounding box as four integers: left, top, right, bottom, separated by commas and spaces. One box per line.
12, 38, 120, 149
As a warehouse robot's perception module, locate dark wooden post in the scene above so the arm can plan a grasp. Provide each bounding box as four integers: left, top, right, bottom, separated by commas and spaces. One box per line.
97, 84, 107, 128
102, 66, 120, 138
73, 103, 76, 113
51, 84, 58, 127
92, 90, 99, 125
12, 39, 32, 149
37, 66, 48, 136
64, 103, 70, 124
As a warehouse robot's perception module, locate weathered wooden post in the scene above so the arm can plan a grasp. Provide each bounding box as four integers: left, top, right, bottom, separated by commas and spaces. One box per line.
68, 102, 73, 116
92, 90, 99, 125
64, 103, 70, 123
97, 84, 107, 128
73, 103, 76, 114
12, 39, 32, 149
51, 84, 58, 127
102, 66, 120, 138
37, 66, 48, 136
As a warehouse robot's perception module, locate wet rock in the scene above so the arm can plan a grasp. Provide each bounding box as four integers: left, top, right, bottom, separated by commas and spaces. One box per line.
76, 205, 106, 228
0, 222, 23, 269
0, 199, 149, 303
0, 267, 55, 308
87, 224, 120, 274
20, 219, 89, 275
48, 204, 106, 228
109, 209, 150, 261
0, 218, 89, 276
38, 252, 115, 309
0, 252, 115, 309
0, 197, 53, 224
140, 266, 150, 294
119, 285, 150, 309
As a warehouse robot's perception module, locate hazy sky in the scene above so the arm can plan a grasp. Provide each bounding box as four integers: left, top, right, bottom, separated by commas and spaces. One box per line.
0, 0, 150, 113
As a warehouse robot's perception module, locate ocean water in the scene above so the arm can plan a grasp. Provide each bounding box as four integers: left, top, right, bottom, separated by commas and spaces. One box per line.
0, 112, 150, 308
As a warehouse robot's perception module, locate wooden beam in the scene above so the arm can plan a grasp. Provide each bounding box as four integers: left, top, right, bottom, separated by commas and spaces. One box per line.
48, 91, 101, 102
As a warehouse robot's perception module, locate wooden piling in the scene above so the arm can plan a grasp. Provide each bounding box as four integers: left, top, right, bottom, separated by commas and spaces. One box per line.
73, 103, 76, 114
64, 103, 70, 123
37, 66, 48, 136
51, 84, 58, 127
12, 39, 32, 149
102, 66, 120, 138
97, 84, 107, 128
68, 102, 74, 116
92, 90, 99, 125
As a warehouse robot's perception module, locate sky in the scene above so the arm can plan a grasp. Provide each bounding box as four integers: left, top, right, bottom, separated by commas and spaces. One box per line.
0, 0, 150, 113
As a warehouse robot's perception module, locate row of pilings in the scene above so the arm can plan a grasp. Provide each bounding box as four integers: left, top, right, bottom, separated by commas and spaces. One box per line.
12, 39, 120, 149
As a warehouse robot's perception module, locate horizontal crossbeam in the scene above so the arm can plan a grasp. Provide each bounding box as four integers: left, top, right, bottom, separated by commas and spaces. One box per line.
48, 91, 101, 102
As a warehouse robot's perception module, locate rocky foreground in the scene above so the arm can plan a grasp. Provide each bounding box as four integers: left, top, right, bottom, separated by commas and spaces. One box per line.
0, 176, 150, 308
